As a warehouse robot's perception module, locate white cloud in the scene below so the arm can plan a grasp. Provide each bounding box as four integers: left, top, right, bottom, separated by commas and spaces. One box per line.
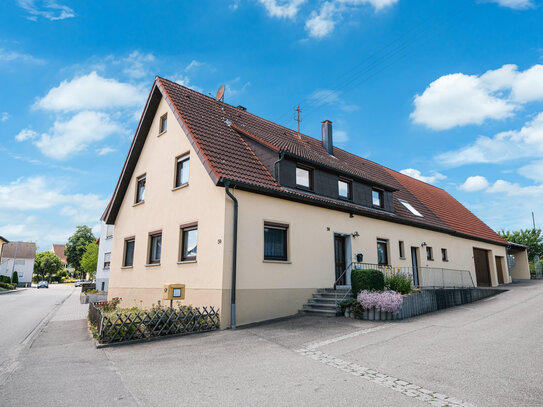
185, 60, 204, 72
490, 0, 534, 10
1, 112, 10, 122
0, 48, 44, 64
338, 0, 398, 11
436, 112, 543, 166
334, 130, 349, 143
35, 71, 145, 112
486, 179, 543, 196
518, 160, 543, 183
172, 75, 203, 93
121, 51, 155, 79
412, 64, 543, 130
17, 0, 75, 21
34, 111, 124, 160
308, 89, 358, 112
96, 146, 116, 156
305, 2, 337, 38
399, 168, 446, 184
459, 175, 490, 192
258, 0, 306, 19
15, 129, 38, 142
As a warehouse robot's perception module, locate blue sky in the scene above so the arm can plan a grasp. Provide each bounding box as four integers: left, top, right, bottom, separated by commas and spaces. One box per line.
1, 0, 542, 250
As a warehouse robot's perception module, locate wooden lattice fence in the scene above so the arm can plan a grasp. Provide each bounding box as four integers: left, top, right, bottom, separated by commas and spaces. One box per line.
89, 302, 220, 344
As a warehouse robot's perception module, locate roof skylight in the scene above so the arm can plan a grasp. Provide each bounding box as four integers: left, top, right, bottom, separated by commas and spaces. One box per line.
399, 199, 423, 217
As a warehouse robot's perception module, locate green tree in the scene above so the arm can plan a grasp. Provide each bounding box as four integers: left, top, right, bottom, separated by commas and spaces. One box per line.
11, 271, 18, 286
34, 251, 63, 282
65, 226, 96, 278
80, 242, 99, 281
499, 228, 543, 260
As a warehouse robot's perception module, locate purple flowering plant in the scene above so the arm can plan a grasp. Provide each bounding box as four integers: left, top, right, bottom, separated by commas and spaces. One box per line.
357, 290, 403, 313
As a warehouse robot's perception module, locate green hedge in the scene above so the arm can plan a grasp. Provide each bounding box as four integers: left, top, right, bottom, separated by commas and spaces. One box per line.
351, 268, 384, 295
0, 275, 11, 284
0, 282, 16, 290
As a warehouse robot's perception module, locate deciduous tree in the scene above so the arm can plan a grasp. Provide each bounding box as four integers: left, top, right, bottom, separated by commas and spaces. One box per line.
65, 226, 96, 278
499, 228, 543, 260
80, 242, 99, 281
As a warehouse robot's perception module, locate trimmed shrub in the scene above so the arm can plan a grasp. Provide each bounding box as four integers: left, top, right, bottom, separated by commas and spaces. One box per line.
0, 282, 16, 290
11, 271, 18, 286
385, 271, 412, 294
351, 268, 384, 295
0, 275, 11, 284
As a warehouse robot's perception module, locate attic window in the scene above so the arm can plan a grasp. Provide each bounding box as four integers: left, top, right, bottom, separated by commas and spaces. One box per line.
159, 114, 167, 134
399, 199, 423, 217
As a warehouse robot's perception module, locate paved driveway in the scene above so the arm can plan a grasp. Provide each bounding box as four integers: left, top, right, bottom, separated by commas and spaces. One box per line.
2, 280, 543, 406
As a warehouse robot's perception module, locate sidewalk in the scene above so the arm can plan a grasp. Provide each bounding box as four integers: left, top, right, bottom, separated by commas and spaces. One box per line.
0, 289, 139, 407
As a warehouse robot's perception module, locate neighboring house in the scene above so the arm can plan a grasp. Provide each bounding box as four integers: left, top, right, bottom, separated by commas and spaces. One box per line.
103, 78, 530, 328
51, 244, 72, 273
0, 242, 37, 287
0, 236, 8, 257
96, 221, 114, 292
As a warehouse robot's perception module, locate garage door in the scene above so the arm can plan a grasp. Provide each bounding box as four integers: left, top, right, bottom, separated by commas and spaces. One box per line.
473, 248, 491, 287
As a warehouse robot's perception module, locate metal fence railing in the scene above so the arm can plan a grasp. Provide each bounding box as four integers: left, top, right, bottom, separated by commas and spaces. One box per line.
88, 302, 220, 344
350, 263, 474, 289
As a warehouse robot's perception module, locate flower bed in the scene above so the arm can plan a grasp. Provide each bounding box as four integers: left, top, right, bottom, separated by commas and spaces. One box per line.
88, 299, 220, 345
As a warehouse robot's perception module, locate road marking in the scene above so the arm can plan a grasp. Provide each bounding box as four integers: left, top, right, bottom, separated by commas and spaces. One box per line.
306, 325, 390, 350
296, 348, 476, 407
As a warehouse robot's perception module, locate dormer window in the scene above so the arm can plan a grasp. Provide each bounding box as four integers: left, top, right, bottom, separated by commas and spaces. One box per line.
296, 165, 312, 190
338, 179, 351, 200
159, 114, 167, 134
372, 189, 383, 208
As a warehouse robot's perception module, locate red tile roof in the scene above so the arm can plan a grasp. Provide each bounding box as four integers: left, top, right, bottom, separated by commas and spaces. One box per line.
104, 77, 507, 246
52, 244, 67, 264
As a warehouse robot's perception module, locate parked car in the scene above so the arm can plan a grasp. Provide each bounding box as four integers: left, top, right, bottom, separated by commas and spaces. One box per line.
37, 281, 49, 289
74, 280, 88, 287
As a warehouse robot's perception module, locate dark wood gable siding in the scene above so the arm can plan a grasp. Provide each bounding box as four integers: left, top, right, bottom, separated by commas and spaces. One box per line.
278, 157, 394, 213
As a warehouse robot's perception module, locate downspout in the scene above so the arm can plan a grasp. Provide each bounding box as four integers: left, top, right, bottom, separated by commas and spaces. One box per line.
224, 181, 238, 329
273, 152, 285, 183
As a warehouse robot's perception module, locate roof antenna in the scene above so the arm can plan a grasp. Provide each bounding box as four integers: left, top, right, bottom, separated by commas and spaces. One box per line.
294, 105, 302, 139
216, 84, 225, 103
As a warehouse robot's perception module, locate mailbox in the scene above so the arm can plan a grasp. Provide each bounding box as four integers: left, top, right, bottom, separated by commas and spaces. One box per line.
356, 253, 364, 263
163, 284, 185, 300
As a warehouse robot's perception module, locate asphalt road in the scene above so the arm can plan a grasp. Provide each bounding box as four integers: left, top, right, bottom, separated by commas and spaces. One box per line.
0, 284, 74, 385
2, 281, 543, 406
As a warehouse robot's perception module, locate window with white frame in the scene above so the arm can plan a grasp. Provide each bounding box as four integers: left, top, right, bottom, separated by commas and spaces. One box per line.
175, 154, 190, 188
103, 252, 111, 269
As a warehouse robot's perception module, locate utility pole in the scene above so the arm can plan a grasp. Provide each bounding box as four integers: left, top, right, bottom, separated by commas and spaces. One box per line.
532, 211, 536, 229
294, 105, 302, 138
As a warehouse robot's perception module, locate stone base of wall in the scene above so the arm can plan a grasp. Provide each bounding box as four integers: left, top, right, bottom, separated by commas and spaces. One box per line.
351, 288, 505, 321
80, 292, 107, 304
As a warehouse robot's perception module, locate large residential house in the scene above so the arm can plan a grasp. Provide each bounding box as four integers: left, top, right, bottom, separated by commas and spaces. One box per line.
0, 242, 37, 287
51, 244, 72, 273
96, 221, 114, 292
104, 77, 530, 328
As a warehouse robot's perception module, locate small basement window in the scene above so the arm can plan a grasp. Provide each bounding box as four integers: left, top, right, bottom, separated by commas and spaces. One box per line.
159, 113, 167, 134
296, 166, 312, 190
399, 199, 423, 217
372, 189, 384, 208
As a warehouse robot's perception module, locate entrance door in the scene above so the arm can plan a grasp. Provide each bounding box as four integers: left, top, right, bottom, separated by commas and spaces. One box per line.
473, 248, 491, 287
495, 256, 504, 284
411, 247, 419, 286
334, 235, 346, 286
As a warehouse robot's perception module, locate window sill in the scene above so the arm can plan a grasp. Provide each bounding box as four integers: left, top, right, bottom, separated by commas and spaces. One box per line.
106, 236, 113, 240
121, 266, 133, 270
158, 130, 167, 137
133, 201, 145, 207
145, 263, 161, 267
177, 260, 197, 264
399, 257, 406, 260
427, 259, 434, 261
263, 259, 292, 264
442, 259, 449, 262
172, 183, 189, 192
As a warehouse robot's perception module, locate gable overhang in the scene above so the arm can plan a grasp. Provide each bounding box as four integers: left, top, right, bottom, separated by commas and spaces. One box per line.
103, 78, 221, 225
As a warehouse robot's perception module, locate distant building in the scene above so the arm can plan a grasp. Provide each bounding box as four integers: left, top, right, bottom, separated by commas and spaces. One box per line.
0, 236, 8, 258
96, 221, 114, 292
0, 242, 37, 287
51, 244, 72, 273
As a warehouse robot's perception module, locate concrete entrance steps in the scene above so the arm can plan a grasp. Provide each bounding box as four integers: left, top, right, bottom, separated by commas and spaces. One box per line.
300, 288, 352, 316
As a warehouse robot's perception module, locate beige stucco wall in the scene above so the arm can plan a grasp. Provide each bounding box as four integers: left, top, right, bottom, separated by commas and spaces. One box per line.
509, 248, 530, 279
220, 189, 509, 326
108, 97, 227, 317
